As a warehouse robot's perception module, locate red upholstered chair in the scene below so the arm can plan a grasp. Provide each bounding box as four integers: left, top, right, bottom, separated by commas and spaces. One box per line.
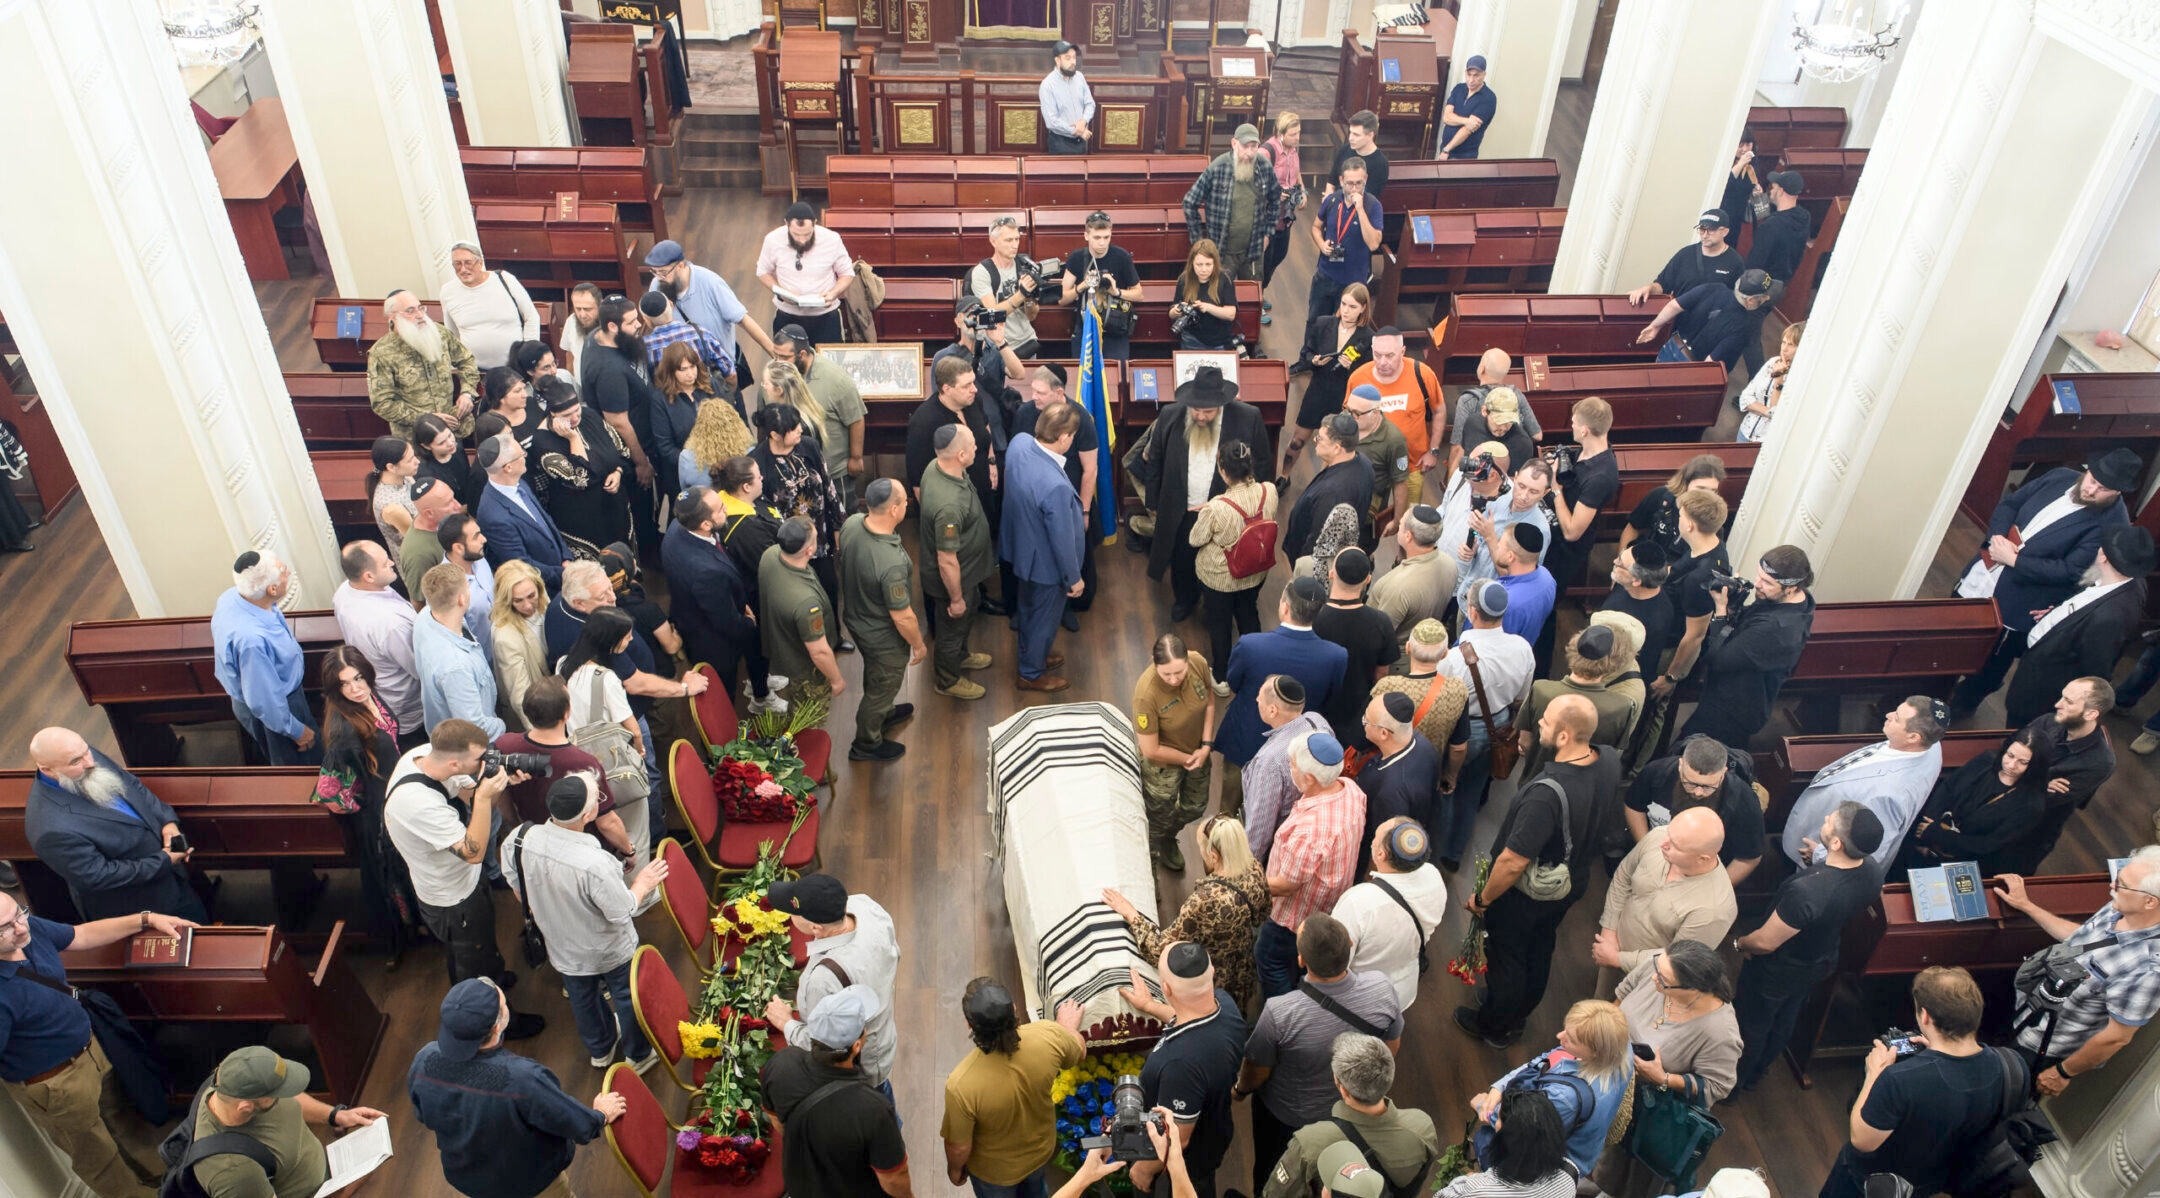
668, 740, 821, 881
628, 944, 709, 1094
657, 837, 810, 973
601, 1060, 673, 1198
688, 662, 835, 786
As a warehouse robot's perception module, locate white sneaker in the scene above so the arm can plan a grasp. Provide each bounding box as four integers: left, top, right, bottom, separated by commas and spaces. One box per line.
629, 1049, 661, 1075
589, 1047, 618, 1069
747, 692, 788, 716
2133, 731, 2160, 755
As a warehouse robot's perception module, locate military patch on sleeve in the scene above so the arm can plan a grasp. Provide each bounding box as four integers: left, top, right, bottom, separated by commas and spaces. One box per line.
806, 607, 825, 639
1136, 712, 1151, 731
886, 579, 913, 608
938, 520, 962, 549
1396, 456, 1411, 472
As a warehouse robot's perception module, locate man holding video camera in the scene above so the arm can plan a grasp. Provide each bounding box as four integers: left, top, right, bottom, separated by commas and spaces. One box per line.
969, 216, 1045, 360
1060, 212, 1145, 363
383, 719, 548, 1037
1673, 545, 1816, 752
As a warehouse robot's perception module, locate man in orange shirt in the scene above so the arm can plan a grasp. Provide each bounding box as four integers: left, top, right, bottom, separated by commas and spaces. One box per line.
1344, 326, 1443, 506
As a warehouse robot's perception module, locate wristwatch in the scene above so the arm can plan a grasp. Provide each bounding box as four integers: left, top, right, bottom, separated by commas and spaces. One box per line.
330, 1104, 351, 1127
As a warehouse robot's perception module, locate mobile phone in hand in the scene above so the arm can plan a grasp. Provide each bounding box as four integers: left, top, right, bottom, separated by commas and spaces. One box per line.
168, 833, 190, 854
1631, 1042, 1655, 1061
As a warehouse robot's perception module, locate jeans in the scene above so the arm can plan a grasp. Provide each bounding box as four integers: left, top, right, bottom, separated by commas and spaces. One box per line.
1261, 226, 1293, 289
1437, 720, 1493, 864
1474, 888, 1572, 1040
2118, 643, 2160, 732
969, 1167, 1050, 1198
1656, 337, 1691, 364
1256, 918, 1300, 1000
1734, 956, 1822, 1090
1180, 333, 1234, 351
565, 958, 649, 1064
1047, 132, 1089, 154
639, 716, 663, 850
1201, 583, 1262, 676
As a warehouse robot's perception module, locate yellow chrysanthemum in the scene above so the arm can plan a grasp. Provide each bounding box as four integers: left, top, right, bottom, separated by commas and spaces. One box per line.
679, 1021, 729, 1059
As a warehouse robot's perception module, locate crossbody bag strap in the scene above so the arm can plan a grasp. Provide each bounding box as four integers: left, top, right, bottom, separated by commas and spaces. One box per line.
786, 1077, 867, 1124
814, 956, 854, 987
1296, 980, 1388, 1039
1197, 876, 1257, 918
507, 824, 533, 908
184, 1131, 280, 1180
13, 967, 77, 1001
1369, 876, 1425, 945
1460, 642, 1506, 740
495, 271, 535, 334
1328, 1117, 1432, 1194
1410, 677, 1447, 731
1532, 775, 1573, 861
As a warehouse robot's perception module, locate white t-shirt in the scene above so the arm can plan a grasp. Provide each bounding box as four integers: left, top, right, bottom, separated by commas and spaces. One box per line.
438, 271, 540, 370
383, 746, 484, 908
562, 661, 634, 731
1333, 864, 1450, 1009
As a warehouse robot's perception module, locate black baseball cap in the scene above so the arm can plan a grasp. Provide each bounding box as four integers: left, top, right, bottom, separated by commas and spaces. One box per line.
768, 874, 849, 923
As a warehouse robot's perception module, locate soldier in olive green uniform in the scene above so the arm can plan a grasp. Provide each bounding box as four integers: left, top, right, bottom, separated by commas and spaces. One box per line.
758, 517, 845, 705
838, 480, 928, 761
1346, 383, 1410, 537
918, 424, 996, 699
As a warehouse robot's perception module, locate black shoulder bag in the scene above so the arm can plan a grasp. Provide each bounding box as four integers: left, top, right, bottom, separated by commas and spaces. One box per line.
1296, 981, 1390, 1039
1328, 1116, 1434, 1198
505, 823, 550, 969
1368, 876, 1430, 976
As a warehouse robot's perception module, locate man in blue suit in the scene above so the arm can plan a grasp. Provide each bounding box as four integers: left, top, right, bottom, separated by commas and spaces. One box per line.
1215, 575, 1350, 813
1001, 404, 1087, 692
662, 487, 772, 712
473, 432, 572, 593
1952, 448, 2140, 715
25, 727, 206, 921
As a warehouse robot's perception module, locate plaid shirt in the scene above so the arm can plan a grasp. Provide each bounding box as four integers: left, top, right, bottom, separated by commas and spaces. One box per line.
1267, 779, 1367, 930
1181, 151, 1285, 266
643, 316, 734, 380
2016, 905, 2160, 1056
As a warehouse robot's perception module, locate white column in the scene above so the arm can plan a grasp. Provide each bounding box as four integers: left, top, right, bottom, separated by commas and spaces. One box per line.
1444, 0, 1581, 161
1730, 0, 2159, 601
2034, 1028, 2160, 1198
0, 0, 341, 617
256, 0, 477, 299
1548, 0, 1778, 292
438, 0, 575, 147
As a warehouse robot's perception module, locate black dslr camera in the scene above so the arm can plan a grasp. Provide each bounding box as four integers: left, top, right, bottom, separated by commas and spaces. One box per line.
1078, 1075, 1164, 1164
1460, 449, 1503, 483
1545, 443, 1580, 476
996, 255, 1053, 302
483, 748, 554, 779
1322, 240, 1348, 264
1168, 302, 1197, 337
964, 305, 1009, 333
1704, 570, 1754, 600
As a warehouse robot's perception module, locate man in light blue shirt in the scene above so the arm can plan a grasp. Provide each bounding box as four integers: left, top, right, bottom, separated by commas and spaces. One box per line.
439, 513, 497, 659
414, 562, 505, 740
644, 239, 778, 390
211, 552, 321, 765
1039, 40, 1095, 155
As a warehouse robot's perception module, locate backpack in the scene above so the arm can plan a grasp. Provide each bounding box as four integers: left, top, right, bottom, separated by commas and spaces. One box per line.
1948, 1046, 2046, 1198
158, 1086, 278, 1198
1220, 486, 1279, 581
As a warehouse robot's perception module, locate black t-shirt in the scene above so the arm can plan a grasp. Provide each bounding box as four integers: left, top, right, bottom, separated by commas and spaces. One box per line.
760, 1049, 908, 1198
1140, 995, 1247, 1178
1670, 283, 1756, 369
1600, 585, 1682, 675
1362, 735, 1441, 847
1627, 487, 1686, 560
1654, 244, 1744, 297
1546, 449, 1619, 587
580, 340, 665, 450
1666, 539, 1731, 625
1330, 145, 1390, 198
1179, 276, 1237, 349
1313, 601, 1400, 748
1748, 206, 1811, 282
1062, 245, 1143, 298
1492, 747, 1621, 895
1764, 859, 1880, 974
1623, 754, 1766, 867
1836, 1049, 2010, 1196
905, 397, 995, 500
1011, 400, 1101, 497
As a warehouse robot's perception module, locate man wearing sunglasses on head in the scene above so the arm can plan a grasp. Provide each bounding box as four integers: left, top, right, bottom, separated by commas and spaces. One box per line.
1059, 211, 1143, 363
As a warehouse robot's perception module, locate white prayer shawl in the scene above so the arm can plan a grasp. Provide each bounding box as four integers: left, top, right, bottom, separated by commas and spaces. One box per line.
1780, 741, 1944, 869
989, 702, 1164, 1046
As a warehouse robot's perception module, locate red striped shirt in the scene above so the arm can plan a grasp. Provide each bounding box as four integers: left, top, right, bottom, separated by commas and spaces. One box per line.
1267, 780, 1368, 929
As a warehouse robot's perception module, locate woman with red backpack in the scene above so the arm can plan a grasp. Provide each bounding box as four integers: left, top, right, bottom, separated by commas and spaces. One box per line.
1188, 440, 1278, 684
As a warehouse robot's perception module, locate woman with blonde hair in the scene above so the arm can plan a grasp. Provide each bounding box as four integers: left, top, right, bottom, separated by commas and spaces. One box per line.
1100, 814, 1271, 1010
489, 558, 550, 729
1472, 998, 1634, 1175
1736, 320, 1804, 442
1175, 239, 1239, 351
679, 396, 755, 491
758, 359, 834, 459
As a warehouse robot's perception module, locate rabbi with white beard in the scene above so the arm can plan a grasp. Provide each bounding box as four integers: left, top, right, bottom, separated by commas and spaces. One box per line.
367, 287, 481, 440
23, 727, 207, 921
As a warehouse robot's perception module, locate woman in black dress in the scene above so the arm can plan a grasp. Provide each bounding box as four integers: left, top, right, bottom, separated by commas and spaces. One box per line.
480, 365, 543, 448
528, 378, 633, 557
314, 646, 423, 966
1280, 281, 1374, 489
1898, 725, 2052, 877
749, 403, 846, 602
411, 413, 484, 511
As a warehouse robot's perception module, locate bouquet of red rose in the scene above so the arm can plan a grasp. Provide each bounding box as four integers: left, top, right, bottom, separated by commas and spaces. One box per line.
678, 1123, 771, 1184
713, 757, 802, 822
1447, 855, 1493, 985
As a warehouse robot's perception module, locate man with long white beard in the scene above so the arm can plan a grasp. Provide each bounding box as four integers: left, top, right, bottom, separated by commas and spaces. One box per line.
1181, 123, 1283, 281
368, 288, 480, 440
23, 727, 208, 921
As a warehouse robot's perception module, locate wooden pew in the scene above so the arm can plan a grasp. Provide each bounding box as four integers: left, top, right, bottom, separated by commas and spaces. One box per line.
1122, 359, 1288, 435
473, 200, 641, 300
1383, 159, 1564, 213
1753, 730, 2007, 833
461, 146, 669, 241
66, 613, 344, 767
1598, 442, 1757, 539
1030, 280, 1264, 351
0, 767, 346, 921
285, 374, 385, 449
1777, 148, 1869, 236
1029, 206, 1191, 280
858, 359, 1131, 458
1514, 360, 1732, 444
1746, 106, 1848, 155
1427, 293, 1663, 383
1379, 208, 1566, 320
1777, 598, 2000, 732
873, 278, 964, 343
567, 26, 645, 147
63, 924, 386, 1104
826, 155, 1216, 209
307, 297, 557, 373
1775, 194, 1847, 322
1960, 372, 2160, 528
823, 209, 1027, 278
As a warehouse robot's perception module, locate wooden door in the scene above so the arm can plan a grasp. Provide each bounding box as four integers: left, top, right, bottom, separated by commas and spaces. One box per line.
1582, 0, 1620, 95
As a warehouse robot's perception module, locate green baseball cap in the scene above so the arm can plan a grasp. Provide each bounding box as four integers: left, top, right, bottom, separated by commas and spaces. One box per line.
1319, 1141, 1385, 1198
211, 1046, 311, 1101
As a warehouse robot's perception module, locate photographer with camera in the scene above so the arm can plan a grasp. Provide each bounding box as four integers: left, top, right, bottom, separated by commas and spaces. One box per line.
1994, 845, 2160, 1098
1672, 545, 1816, 753
969, 216, 1044, 360
1061, 212, 1145, 362
1117, 941, 1247, 1198
1173, 241, 1242, 351
1540, 398, 1617, 596
383, 719, 546, 1035
1309, 161, 1383, 330
1439, 447, 1550, 612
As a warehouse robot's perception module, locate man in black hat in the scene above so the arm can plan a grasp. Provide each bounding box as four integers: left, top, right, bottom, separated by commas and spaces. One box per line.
1632, 268, 1778, 374
2003, 524, 2153, 727
1040, 41, 1095, 154
1135, 365, 1272, 622
757, 200, 855, 345
1626, 209, 1745, 307
1952, 449, 2140, 715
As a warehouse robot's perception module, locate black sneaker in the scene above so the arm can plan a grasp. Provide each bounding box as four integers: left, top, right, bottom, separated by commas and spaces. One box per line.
882, 703, 915, 729
1452, 1005, 1518, 1049
1171, 604, 1195, 623
849, 740, 906, 761
504, 1011, 547, 1041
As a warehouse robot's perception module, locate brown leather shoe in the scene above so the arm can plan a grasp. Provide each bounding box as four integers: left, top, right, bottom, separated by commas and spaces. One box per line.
1016, 674, 1071, 692
1046, 653, 1066, 669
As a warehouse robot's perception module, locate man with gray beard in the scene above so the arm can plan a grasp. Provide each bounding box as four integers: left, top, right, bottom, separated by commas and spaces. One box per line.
368, 287, 481, 440
1182, 123, 1283, 280
24, 727, 207, 921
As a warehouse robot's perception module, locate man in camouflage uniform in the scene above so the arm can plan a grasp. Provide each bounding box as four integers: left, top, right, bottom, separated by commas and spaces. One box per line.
367, 289, 480, 439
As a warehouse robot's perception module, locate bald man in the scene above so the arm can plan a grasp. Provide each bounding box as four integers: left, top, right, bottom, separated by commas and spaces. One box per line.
1456, 694, 1622, 1048
1446, 348, 1543, 476
23, 728, 206, 921
399, 478, 463, 596
1591, 805, 1736, 998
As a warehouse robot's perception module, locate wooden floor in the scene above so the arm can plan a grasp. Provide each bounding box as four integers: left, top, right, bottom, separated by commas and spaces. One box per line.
6, 78, 2152, 1198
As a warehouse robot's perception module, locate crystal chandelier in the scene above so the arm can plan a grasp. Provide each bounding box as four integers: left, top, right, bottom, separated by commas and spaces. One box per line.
161, 1, 262, 68
1792, 1, 1909, 83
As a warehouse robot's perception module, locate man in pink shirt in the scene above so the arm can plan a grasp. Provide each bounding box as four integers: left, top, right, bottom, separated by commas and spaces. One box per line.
755, 202, 855, 346
1262, 731, 1367, 999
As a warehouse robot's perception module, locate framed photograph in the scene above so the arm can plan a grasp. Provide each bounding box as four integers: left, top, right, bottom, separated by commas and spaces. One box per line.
821, 343, 925, 400
1172, 351, 1240, 389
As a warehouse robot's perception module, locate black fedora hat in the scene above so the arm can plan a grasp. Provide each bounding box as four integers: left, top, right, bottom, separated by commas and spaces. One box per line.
2102, 525, 2158, 578
2088, 447, 2144, 494
1175, 365, 1239, 409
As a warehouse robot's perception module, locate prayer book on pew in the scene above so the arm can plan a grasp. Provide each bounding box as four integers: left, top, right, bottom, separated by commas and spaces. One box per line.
2051, 379, 2081, 415
128, 928, 191, 967
1908, 861, 1989, 922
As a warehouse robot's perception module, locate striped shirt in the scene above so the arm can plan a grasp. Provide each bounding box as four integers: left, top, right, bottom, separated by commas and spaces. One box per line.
2015, 906, 2160, 1056
1267, 780, 1368, 930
